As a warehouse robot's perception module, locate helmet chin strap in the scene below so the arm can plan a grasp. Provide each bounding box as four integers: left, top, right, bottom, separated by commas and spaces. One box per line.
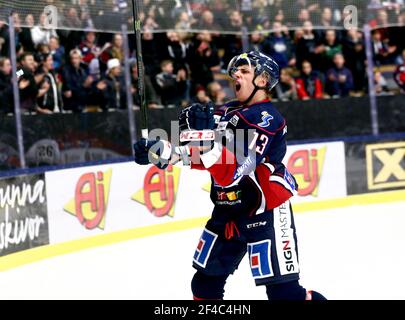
241, 74, 268, 105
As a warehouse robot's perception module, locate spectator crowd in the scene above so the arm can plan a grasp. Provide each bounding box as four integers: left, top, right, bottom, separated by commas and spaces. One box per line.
0, 0, 404, 115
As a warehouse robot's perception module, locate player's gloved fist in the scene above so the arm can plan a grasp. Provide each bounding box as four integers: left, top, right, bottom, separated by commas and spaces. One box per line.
133, 138, 172, 170
133, 138, 157, 165
179, 102, 215, 131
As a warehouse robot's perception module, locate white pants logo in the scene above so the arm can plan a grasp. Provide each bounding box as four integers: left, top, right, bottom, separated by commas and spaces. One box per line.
273, 201, 299, 275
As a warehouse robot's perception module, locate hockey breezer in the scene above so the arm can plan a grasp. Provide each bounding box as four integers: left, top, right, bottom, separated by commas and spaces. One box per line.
133, 50, 327, 301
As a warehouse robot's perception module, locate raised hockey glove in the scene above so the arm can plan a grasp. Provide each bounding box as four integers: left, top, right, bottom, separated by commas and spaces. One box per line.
133, 138, 172, 170
178, 102, 216, 132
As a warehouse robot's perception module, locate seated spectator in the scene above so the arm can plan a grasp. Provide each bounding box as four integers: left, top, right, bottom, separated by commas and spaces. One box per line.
35, 43, 51, 62
36, 53, 62, 114
297, 8, 311, 25
398, 7, 405, 25
64, 6, 84, 30
240, 2, 256, 30
272, 8, 285, 26
316, 29, 343, 71
31, 12, 57, 47
100, 33, 125, 70
155, 60, 187, 107
252, 1, 272, 28
196, 10, 221, 36
343, 29, 366, 93
140, 29, 162, 77
326, 53, 354, 97
295, 61, 323, 100
49, 36, 65, 72
249, 27, 265, 53
79, 30, 109, 80
190, 85, 211, 105
20, 14, 35, 52
293, 28, 304, 45
397, 47, 405, 65
262, 22, 295, 69
273, 68, 297, 101
374, 71, 391, 95
0, 57, 13, 113
18, 52, 41, 113
188, 31, 221, 90
207, 81, 228, 105
130, 61, 162, 109
143, 16, 159, 34
0, 18, 9, 56
78, 0, 95, 29
296, 20, 319, 68
161, 31, 190, 72
97, 58, 126, 110
57, 7, 84, 54
175, 11, 196, 31
228, 10, 244, 32
221, 10, 244, 65
371, 29, 398, 65
369, 8, 392, 39
79, 31, 101, 65
61, 49, 92, 113
315, 7, 340, 40
189, 0, 209, 16
0, 12, 26, 57
394, 49, 405, 92
320, 7, 335, 29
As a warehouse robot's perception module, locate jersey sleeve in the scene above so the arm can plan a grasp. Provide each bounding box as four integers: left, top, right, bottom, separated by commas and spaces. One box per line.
191, 107, 286, 187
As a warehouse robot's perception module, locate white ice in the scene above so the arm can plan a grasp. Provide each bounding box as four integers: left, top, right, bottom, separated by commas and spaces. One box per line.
0, 201, 404, 300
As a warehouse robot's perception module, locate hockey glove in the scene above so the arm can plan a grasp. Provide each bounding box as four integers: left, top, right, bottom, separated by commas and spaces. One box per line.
178, 102, 216, 132
133, 138, 156, 165
133, 138, 172, 170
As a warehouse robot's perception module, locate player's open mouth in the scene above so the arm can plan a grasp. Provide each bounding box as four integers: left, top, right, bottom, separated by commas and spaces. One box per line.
235, 83, 241, 91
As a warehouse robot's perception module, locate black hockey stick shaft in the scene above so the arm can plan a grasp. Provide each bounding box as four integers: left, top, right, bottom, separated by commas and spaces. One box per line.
131, 0, 148, 139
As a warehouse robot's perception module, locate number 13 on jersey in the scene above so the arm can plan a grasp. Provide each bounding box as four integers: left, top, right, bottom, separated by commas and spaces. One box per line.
249, 132, 269, 155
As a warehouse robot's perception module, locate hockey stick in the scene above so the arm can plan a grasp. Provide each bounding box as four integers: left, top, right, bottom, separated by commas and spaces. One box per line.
131, 0, 148, 139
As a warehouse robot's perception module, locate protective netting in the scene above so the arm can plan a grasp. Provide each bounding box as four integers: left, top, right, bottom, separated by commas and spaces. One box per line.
0, 0, 404, 33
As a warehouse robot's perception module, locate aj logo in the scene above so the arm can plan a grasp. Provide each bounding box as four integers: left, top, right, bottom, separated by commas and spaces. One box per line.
132, 165, 181, 217
64, 169, 112, 230
366, 142, 405, 190
287, 147, 326, 197
258, 111, 274, 128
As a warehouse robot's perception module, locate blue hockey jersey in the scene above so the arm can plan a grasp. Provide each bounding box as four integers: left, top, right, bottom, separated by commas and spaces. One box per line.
190, 99, 298, 216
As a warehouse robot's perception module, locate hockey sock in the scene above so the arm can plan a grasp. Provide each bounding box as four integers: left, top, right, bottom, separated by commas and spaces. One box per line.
306, 290, 327, 300
266, 280, 307, 300
191, 271, 228, 300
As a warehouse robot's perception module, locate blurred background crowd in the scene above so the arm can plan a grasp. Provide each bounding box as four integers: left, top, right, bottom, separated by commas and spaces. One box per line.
0, 0, 404, 115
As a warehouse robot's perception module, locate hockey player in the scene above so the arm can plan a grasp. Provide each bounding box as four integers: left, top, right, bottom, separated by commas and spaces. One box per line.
134, 51, 326, 300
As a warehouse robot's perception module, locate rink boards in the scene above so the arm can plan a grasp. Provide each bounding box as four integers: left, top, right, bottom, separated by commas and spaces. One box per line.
0, 138, 404, 270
